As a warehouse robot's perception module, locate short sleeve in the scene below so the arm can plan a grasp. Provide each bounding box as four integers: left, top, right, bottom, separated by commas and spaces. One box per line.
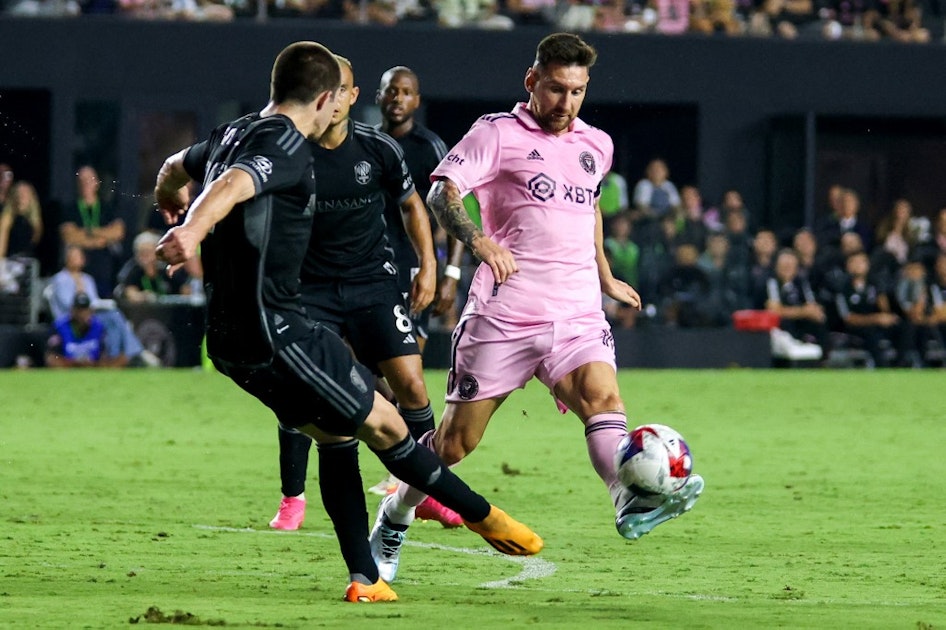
183, 140, 211, 182
231, 122, 309, 196
380, 138, 415, 205
430, 120, 502, 197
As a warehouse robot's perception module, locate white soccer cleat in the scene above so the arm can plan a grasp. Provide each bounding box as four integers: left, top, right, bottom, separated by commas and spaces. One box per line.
369, 493, 409, 583
616, 474, 704, 540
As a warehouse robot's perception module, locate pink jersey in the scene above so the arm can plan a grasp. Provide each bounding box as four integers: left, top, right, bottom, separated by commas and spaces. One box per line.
431, 102, 614, 323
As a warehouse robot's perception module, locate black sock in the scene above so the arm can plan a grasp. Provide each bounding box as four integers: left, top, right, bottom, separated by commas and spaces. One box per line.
372, 435, 489, 522
317, 439, 378, 584
398, 402, 435, 441
277, 425, 312, 498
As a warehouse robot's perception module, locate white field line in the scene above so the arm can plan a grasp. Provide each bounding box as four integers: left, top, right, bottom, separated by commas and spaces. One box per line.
193, 524, 557, 588
190, 526, 926, 608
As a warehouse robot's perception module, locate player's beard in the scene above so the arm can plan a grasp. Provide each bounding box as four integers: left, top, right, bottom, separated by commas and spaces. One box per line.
540, 110, 573, 134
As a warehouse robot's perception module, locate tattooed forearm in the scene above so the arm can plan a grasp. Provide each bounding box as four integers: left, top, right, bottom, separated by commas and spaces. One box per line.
427, 179, 483, 250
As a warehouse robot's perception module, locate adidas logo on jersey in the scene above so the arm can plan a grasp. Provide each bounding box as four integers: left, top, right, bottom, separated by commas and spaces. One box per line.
527, 149, 543, 161
404, 334, 416, 344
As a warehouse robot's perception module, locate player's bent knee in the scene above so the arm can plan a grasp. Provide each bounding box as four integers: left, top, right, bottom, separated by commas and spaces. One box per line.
357, 398, 410, 450
435, 431, 478, 466
396, 374, 429, 408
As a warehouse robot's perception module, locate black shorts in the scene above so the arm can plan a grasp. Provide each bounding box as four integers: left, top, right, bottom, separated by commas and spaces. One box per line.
394, 262, 431, 341
302, 277, 420, 373
215, 323, 375, 436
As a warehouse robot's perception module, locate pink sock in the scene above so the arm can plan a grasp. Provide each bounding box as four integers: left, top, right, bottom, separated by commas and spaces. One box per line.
584, 412, 627, 494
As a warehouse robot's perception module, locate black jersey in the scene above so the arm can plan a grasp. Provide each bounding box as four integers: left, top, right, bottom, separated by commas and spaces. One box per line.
302, 120, 414, 282
834, 279, 883, 320
766, 275, 817, 307
183, 112, 317, 367
380, 123, 448, 271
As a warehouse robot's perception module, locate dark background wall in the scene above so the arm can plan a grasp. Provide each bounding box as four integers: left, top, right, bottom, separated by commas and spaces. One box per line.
2, 19, 946, 273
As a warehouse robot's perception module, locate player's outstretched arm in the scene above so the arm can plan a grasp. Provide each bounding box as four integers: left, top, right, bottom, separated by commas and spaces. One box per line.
595, 203, 641, 309
157, 167, 256, 269
428, 178, 517, 284
154, 148, 194, 226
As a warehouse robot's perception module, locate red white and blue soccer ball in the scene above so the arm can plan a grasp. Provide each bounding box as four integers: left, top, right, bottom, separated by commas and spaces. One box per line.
615, 424, 693, 496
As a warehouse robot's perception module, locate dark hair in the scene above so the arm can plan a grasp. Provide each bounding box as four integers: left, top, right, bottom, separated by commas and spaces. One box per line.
534, 33, 597, 70
270, 41, 341, 105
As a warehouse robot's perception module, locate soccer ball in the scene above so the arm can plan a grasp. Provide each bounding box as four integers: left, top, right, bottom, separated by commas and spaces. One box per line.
615, 424, 693, 496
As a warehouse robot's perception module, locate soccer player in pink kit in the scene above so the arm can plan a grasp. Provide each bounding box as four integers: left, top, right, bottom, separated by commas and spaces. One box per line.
370, 32, 704, 581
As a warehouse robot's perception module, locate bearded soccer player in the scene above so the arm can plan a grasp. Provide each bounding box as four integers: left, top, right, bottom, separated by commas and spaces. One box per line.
370, 33, 704, 582
153, 41, 542, 603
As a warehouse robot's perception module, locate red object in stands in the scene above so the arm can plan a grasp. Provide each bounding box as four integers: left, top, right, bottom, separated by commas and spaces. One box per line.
732, 310, 780, 332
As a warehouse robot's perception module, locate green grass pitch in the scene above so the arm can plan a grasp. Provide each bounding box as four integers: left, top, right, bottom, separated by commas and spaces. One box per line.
1, 368, 944, 628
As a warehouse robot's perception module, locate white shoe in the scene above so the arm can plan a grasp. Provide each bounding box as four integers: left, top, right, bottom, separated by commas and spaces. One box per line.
369, 494, 410, 583
368, 473, 398, 497
771, 329, 822, 361
616, 474, 704, 540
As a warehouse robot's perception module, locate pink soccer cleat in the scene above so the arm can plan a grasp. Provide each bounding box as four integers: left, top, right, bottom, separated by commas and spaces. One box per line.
415, 496, 464, 528
269, 496, 306, 531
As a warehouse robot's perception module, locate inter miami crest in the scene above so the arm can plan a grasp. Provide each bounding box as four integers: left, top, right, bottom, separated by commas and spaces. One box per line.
579, 151, 596, 175
457, 374, 479, 400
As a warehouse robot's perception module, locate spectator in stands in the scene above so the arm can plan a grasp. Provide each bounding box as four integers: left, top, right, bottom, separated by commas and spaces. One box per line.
689, 0, 743, 34
60, 165, 125, 297
678, 185, 709, 249
926, 253, 946, 358
503, 0, 555, 24
814, 187, 872, 253
631, 158, 681, 226
820, 229, 869, 297
45, 292, 128, 368
748, 228, 779, 307
0, 180, 43, 260
599, 170, 630, 220
116, 0, 233, 20
875, 198, 917, 266
876, 0, 929, 42
658, 243, 715, 327
48, 244, 158, 367
833, 250, 909, 367
820, 0, 881, 40
604, 212, 639, 286
655, 0, 690, 33
433, 0, 512, 27
893, 260, 936, 365
0, 164, 12, 207
765, 248, 829, 354
115, 231, 191, 303
707, 188, 750, 234
632, 212, 672, 314
747, 0, 820, 38
698, 230, 748, 318
723, 206, 753, 302
825, 183, 845, 215
792, 227, 828, 293
916, 206, 946, 269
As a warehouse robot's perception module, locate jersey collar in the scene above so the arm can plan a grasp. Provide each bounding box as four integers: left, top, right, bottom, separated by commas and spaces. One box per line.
512, 102, 589, 134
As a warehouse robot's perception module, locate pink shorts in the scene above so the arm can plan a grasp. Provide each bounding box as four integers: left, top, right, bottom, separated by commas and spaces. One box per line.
444, 311, 617, 403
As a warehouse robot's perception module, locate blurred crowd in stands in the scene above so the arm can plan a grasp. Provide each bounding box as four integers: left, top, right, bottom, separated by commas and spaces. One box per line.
597, 159, 946, 367
2, 0, 945, 43
0, 162, 196, 368
3, 152, 946, 368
